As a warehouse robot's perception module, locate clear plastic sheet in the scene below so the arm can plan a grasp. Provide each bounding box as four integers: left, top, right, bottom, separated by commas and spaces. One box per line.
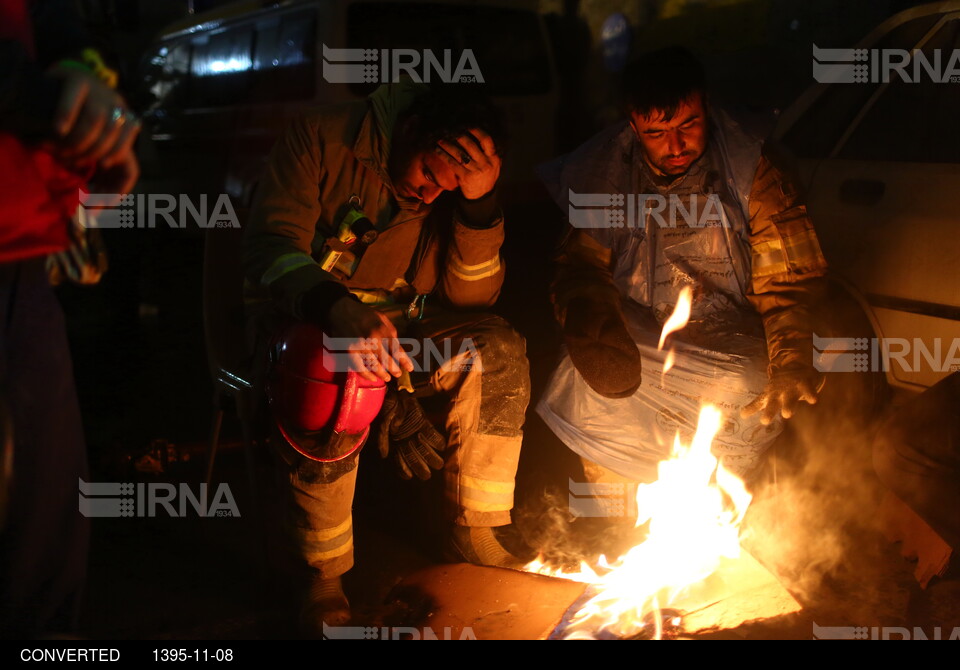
538, 301, 781, 483
537, 110, 782, 482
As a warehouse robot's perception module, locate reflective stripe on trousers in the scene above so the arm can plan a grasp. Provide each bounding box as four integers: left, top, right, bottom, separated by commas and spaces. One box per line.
416, 312, 529, 527
279, 311, 530, 576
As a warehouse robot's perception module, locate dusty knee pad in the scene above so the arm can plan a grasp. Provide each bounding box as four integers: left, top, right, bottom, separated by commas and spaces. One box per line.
294, 450, 360, 485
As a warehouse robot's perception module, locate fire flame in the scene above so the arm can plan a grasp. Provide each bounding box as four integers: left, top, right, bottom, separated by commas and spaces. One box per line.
528, 287, 752, 639
659, 286, 692, 374
527, 405, 752, 639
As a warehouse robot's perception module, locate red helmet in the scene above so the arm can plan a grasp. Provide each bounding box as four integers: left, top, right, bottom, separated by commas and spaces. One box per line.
267, 322, 386, 462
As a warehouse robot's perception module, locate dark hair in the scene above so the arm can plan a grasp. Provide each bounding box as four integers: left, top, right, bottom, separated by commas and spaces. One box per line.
621, 47, 706, 121
398, 83, 507, 158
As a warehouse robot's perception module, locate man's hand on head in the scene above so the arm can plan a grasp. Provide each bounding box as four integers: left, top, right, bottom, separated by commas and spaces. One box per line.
435, 128, 500, 200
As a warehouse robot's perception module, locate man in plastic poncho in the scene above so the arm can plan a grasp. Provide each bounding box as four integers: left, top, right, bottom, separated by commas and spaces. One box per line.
537, 47, 828, 497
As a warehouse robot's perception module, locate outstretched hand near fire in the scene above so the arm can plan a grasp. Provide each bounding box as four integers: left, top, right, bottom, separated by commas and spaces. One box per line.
741, 368, 823, 425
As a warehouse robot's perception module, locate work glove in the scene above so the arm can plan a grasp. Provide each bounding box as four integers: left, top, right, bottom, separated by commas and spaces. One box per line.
377, 388, 446, 480
741, 367, 823, 425
563, 297, 643, 399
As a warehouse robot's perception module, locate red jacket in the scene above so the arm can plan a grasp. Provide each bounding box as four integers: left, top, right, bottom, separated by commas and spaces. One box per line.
0, 0, 86, 264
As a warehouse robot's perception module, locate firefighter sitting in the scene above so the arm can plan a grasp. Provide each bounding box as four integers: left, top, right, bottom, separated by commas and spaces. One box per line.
242, 81, 531, 633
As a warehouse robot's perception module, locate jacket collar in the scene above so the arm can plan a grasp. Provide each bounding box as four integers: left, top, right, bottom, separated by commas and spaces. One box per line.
352, 81, 430, 211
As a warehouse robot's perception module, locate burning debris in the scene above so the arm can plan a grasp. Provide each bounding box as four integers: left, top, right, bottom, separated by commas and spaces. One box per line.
526, 405, 770, 639
523, 287, 802, 639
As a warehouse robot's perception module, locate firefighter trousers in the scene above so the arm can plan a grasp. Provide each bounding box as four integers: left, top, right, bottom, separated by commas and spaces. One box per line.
279, 312, 530, 579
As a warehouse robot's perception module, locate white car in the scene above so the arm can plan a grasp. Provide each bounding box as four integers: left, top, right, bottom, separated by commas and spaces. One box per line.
772, 0, 960, 394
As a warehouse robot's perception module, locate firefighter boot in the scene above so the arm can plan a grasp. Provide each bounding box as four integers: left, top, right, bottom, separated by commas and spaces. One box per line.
445, 524, 534, 570
300, 575, 351, 637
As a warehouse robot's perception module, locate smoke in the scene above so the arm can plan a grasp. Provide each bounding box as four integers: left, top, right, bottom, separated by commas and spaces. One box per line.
517, 368, 907, 631
514, 486, 647, 570
519, 375, 898, 619
516, 406, 890, 588
741, 388, 890, 607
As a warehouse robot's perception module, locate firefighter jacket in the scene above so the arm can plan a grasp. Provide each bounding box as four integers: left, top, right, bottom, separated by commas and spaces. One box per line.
243, 81, 505, 320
